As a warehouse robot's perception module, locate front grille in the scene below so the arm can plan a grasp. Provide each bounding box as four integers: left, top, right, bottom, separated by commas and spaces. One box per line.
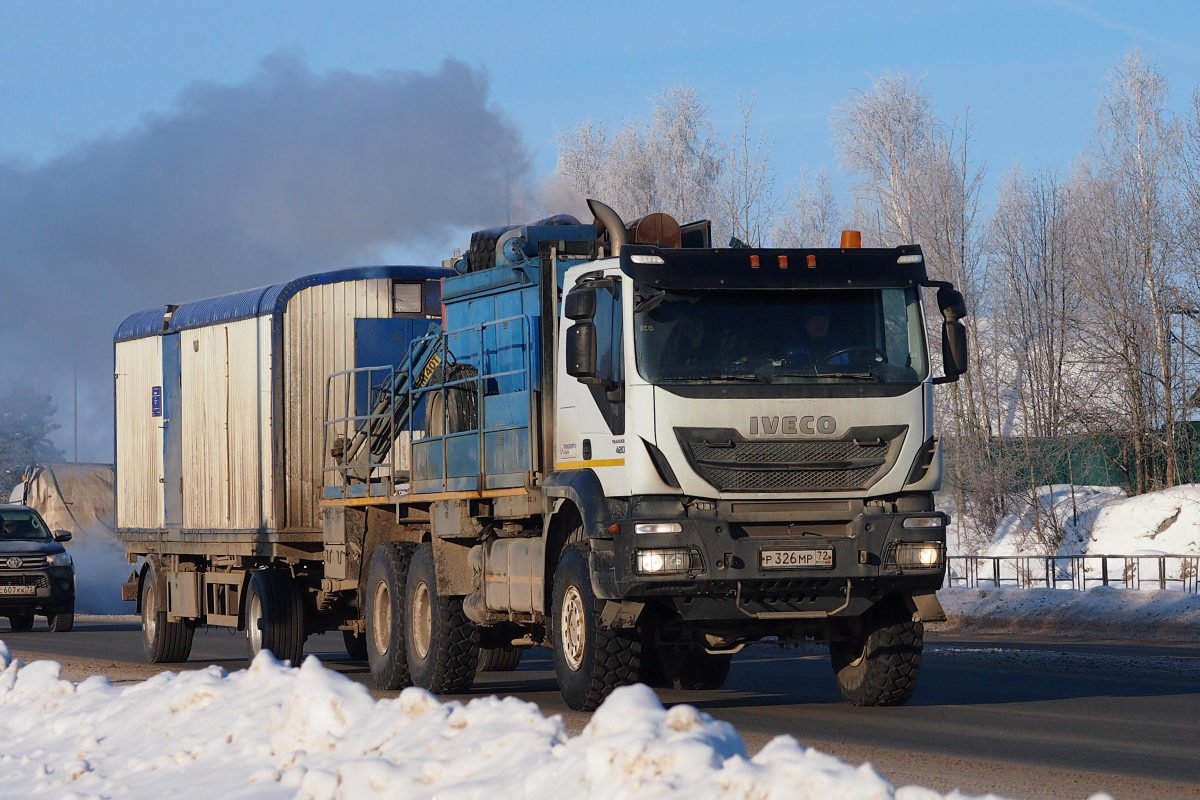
0, 556, 40, 569
676, 425, 906, 492
0, 574, 48, 588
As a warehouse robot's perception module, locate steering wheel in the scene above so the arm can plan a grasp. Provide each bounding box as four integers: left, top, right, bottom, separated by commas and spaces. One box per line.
820, 346, 888, 365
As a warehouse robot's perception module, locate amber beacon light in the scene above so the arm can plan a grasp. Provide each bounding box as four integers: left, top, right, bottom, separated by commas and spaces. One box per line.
840, 230, 862, 249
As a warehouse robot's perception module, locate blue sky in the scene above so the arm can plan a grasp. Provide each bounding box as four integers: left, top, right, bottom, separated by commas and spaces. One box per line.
3, 0, 1200, 194
5, 0, 1200, 460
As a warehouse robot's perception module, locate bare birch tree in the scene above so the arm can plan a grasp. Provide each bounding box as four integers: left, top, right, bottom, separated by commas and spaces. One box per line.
774, 168, 842, 247
714, 96, 782, 246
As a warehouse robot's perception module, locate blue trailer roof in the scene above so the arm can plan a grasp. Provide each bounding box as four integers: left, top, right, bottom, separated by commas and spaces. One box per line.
114, 265, 452, 342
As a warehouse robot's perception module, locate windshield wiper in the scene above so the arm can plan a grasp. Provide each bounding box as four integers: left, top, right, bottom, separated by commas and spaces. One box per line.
765, 371, 881, 383
658, 373, 765, 384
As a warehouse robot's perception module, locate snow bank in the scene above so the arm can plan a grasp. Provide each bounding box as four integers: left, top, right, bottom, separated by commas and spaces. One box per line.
1089, 484, 1200, 555
984, 485, 1126, 556
0, 643, 1012, 800
937, 586, 1200, 642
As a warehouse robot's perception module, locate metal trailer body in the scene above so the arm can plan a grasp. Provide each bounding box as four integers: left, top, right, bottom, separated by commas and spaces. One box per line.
113, 266, 451, 650
319, 205, 967, 709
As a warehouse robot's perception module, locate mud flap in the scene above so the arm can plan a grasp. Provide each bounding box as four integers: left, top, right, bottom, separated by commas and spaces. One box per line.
599, 600, 644, 630
905, 590, 946, 623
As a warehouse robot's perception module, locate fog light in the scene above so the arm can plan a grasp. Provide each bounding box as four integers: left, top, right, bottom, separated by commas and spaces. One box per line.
636, 548, 693, 575
902, 516, 945, 529
634, 522, 683, 534
894, 542, 944, 569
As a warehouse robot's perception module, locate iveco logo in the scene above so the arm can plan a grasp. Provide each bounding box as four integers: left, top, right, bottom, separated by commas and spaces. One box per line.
5, 557, 21, 569
750, 415, 836, 435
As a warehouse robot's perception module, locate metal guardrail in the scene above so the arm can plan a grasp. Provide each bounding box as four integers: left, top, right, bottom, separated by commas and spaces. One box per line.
945, 555, 1200, 594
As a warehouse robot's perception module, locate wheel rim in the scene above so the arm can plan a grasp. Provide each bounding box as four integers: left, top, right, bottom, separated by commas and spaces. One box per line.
560, 585, 586, 671
412, 581, 432, 659
372, 580, 391, 655
143, 583, 156, 645
247, 589, 263, 655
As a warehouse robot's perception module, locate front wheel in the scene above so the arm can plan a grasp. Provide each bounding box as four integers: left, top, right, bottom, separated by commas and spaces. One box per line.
830, 597, 923, 706
404, 542, 478, 694
141, 567, 194, 663
48, 603, 74, 633
245, 569, 305, 665
8, 612, 34, 632
551, 544, 641, 711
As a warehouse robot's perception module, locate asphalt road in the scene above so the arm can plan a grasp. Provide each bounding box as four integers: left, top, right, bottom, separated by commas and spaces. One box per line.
5, 617, 1200, 799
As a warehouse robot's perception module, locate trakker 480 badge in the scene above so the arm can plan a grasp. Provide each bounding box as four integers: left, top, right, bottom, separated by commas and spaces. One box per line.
749, 415, 836, 435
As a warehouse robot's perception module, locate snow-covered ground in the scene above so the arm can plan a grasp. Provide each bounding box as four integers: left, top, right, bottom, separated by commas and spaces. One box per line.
0, 640, 1074, 800
935, 585, 1200, 642
985, 484, 1200, 557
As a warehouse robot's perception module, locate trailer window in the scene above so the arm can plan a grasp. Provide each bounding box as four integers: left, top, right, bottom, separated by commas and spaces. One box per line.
634, 287, 928, 385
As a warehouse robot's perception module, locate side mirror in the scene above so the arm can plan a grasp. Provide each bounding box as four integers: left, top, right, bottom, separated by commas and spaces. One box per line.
566, 321, 598, 381
937, 287, 967, 321
564, 286, 597, 321
53, 529, 73, 543
936, 319, 969, 382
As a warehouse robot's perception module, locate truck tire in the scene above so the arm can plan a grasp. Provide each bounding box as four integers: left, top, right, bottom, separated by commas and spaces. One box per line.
404, 542, 478, 694
830, 597, 923, 706
47, 603, 74, 633
343, 629, 369, 660
423, 364, 478, 435
365, 543, 415, 689
245, 569, 305, 666
142, 567, 194, 663
643, 645, 732, 690
551, 544, 641, 711
8, 612, 34, 632
478, 644, 524, 672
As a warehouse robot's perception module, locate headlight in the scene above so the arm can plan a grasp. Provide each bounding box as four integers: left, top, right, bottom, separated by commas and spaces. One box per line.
635, 548, 696, 575
903, 515, 946, 529
634, 522, 683, 534
893, 542, 943, 569
46, 552, 73, 567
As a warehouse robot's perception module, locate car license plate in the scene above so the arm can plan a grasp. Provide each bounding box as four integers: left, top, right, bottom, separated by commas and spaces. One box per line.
0, 585, 35, 596
760, 548, 834, 569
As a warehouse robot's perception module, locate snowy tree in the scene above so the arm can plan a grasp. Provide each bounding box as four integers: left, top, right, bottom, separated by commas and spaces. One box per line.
0, 386, 64, 497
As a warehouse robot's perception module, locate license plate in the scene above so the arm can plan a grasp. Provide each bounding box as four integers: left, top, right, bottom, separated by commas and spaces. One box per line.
0, 585, 35, 595
760, 548, 834, 569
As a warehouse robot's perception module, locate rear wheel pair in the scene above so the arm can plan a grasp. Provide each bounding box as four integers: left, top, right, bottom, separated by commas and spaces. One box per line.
365, 542, 478, 693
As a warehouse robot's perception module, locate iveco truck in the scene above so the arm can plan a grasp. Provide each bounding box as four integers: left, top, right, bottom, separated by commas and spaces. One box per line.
116, 200, 968, 711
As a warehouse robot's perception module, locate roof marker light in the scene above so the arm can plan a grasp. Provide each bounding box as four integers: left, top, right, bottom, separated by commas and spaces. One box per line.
630, 254, 665, 265
897, 254, 924, 264
778, 255, 789, 269
749, 255, 760, 268
840, 230, 862, 249
806, 255, 817, 268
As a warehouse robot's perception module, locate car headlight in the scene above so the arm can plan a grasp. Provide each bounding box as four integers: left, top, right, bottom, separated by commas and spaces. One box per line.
893, 542, 943, 569
634, 522, 683, 534
635, 548, 696, 575
46, 552, 73, 568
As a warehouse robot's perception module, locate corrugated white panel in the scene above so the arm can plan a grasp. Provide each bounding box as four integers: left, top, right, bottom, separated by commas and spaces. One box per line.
283, 279, 392, 530
180, 318, 273, 530
115, 337, 164, 529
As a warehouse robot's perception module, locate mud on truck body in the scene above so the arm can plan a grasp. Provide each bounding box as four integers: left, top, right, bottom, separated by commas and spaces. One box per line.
115, 201, 969, 711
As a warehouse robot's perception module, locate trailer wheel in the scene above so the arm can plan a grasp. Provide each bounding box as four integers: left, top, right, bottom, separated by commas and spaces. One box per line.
343, 629, 369, 660
478, 644, 525, 672
404, 542, 478, 694
141, 567, 194, 663
830, 597, 923, 706
643, 645, 732, 690
365, 543, 415, 689
551, 544, 641, 711
8, 612, 34, 632
245, 569, 305, 666
47, 603, 74, 633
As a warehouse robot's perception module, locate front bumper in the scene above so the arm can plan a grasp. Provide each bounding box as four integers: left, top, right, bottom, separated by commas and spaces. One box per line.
0, 568, 75, 613
593, 511, 944, 622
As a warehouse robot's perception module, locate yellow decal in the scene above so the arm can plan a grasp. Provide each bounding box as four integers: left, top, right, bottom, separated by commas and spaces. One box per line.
555, 458, 626, 470
415, 352, 442, 390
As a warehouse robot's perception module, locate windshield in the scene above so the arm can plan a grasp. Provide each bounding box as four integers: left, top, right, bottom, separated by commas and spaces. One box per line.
0, 509, 51, 542
634, 287, 928, 385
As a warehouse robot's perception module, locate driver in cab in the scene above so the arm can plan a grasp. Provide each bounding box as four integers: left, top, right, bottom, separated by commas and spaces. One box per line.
792, 306, 850, 366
